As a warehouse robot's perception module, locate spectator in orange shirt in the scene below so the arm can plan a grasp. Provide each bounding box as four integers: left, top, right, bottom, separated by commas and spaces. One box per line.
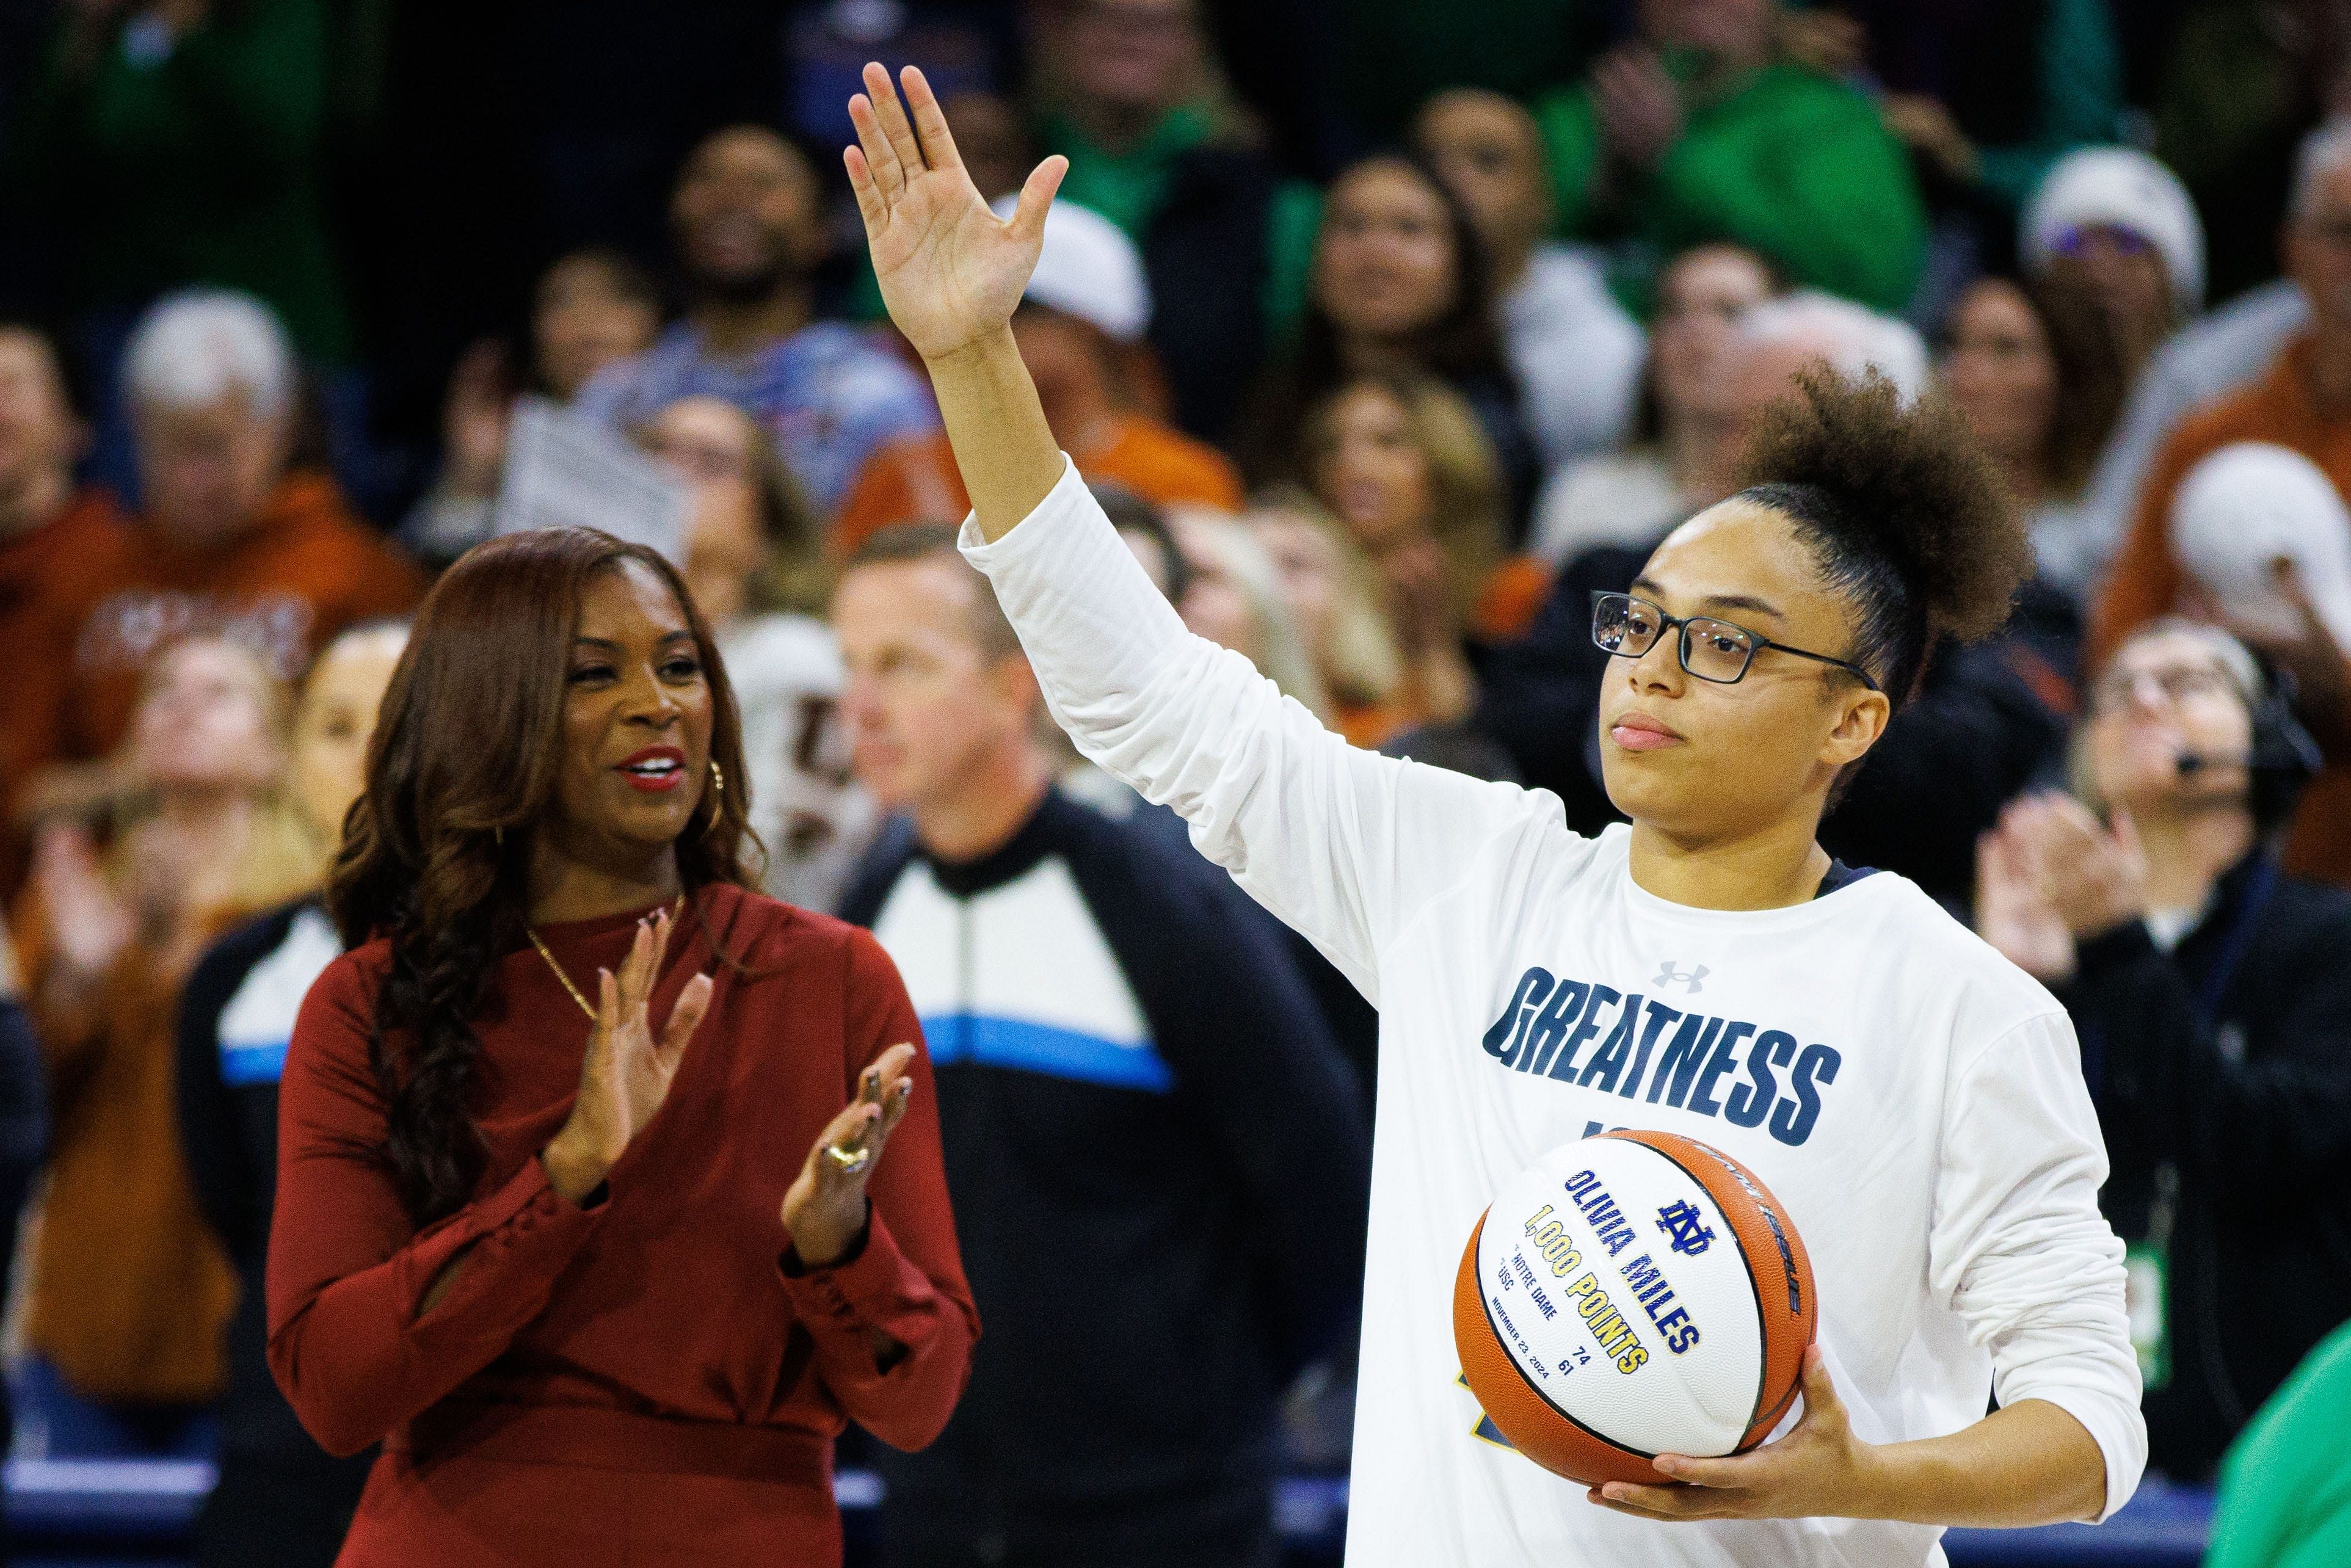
2091, 120, 2351, 887
0, 322, 132, 898
56, 292, 423, 774
835, 199, 1239, 552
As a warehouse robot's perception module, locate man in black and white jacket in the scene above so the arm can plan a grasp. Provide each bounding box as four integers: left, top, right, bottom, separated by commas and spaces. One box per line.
832, 523, 1372, 1568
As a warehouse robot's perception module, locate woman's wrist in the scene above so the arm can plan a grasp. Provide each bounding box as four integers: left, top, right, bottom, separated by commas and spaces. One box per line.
786, 1197, 868, 1269
539, 1128, 608, 1205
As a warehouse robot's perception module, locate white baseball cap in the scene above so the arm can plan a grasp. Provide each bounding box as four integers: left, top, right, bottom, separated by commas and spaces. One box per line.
990, 195, 1151, 342
2170, 441, 2351, 649
2022, 147, 2205, 311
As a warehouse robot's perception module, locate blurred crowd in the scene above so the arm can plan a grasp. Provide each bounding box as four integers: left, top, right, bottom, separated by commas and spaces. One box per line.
2, 0, 2350, 1564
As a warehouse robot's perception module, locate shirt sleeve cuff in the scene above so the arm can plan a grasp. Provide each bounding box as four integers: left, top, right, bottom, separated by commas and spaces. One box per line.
408, 1156, 606, 1326
776, 1206, 935, 1334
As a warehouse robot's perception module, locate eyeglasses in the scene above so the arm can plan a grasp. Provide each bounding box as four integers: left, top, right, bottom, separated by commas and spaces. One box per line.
2088, 662, 2236, 715
1590, 592, 1883, 691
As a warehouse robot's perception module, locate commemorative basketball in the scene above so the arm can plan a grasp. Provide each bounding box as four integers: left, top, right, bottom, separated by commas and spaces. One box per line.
1453, 1130, 1817, 1486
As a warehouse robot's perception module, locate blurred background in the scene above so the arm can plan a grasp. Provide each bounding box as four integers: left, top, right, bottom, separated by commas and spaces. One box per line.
1, 0, 2349, 1564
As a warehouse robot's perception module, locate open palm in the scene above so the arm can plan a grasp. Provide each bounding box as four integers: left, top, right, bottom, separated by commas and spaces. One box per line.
846, 62, 1066, 361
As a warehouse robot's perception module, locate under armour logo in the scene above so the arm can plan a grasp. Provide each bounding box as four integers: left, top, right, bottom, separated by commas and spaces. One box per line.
1656, 1199, 1715, 1256
1653, 960, 1709, 993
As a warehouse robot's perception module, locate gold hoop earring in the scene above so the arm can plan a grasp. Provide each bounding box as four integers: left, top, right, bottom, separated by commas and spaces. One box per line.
702, 760, 726, 837
493, 826, 504, 846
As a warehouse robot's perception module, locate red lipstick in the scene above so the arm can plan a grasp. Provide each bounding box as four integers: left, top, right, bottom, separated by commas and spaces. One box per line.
615, 744, 688, 792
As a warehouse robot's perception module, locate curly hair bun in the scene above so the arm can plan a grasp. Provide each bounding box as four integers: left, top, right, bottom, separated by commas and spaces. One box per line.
1741, 369, 2030, 643
1732, 369, 2031, 704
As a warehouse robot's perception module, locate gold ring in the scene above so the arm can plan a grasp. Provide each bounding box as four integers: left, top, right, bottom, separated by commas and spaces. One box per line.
824, 1142, 871, 1175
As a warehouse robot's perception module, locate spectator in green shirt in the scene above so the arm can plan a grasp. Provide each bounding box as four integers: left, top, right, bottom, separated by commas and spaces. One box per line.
1028, 0, 1320, 445
2206, 1319, 2351, 1568
10, 0, 349, 366
1535, 0, 1928, 317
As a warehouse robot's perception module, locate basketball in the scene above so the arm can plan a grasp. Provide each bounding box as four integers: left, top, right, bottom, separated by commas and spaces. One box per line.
1453, 1130, 1817, 1487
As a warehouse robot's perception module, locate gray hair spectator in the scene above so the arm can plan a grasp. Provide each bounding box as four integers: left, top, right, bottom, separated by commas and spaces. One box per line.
1977, 619, 2347, 1483
125, 290, 297, 424
125, 291, 297, 550
1734, 290, 1932, 405
57, 291, 421, 780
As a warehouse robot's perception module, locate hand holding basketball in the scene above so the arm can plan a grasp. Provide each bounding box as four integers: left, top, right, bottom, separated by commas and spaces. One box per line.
1587, 1346, 1886, 1522
845, 63, 1067, 363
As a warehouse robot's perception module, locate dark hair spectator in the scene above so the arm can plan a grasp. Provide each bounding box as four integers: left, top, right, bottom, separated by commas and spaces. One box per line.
2093, 119, 2351, 888
0, 320, 131, 899
1028, 0, 1323, 445
575, 125, 939, 513
1413, 87, 1646, 469
173, 620, 406, 1565
1978, 620, 2349, 1481
1939, 272, 2131, 596
832, 526, 1370, 1568
2022, 147, 2204, 385
45, 291, 421, 796
402, 250, 665, 565
1248, 151, 1543, 537
838, 198, 1240, 551
1530, 241, 1780, 567
14, 635, 316, 1454
1534, 0, 1928, 315
9, 0, 350, 363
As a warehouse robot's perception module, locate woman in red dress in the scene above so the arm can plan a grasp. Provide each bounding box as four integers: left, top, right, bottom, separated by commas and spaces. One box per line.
266, 527, 975, 1566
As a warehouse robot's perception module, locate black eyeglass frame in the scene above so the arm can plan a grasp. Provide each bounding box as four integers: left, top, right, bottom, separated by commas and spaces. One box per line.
1589, 591, 1883, 693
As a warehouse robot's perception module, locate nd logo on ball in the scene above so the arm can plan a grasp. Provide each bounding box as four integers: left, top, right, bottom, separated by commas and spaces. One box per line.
1453, 1129, 1817, 1486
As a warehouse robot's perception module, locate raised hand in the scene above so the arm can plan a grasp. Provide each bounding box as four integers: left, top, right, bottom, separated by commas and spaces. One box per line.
541, 907, 714, 1203
32, 824, 134, 981
782, 1040, 918, 1266
1974, 819, 2076, 983
845, 62, 1067, 363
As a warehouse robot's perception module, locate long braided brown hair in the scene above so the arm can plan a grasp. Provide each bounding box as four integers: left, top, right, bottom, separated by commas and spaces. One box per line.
328, 529, 757, 1225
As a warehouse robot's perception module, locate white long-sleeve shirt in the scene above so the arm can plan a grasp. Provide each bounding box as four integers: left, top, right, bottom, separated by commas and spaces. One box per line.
962, 460, 2146, 1566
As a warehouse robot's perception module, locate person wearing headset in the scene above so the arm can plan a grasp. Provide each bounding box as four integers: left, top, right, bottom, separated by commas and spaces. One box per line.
1976, 617, 2346, 1485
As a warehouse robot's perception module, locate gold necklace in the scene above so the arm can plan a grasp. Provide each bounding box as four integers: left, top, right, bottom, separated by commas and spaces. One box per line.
528, 894, 686, 1022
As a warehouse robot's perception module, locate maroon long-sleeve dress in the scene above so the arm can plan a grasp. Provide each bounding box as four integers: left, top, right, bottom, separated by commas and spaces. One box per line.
267, 884, 975, 1567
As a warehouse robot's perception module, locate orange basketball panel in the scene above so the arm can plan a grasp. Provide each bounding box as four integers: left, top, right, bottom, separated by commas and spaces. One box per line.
1451, 1215, 1669, 1488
